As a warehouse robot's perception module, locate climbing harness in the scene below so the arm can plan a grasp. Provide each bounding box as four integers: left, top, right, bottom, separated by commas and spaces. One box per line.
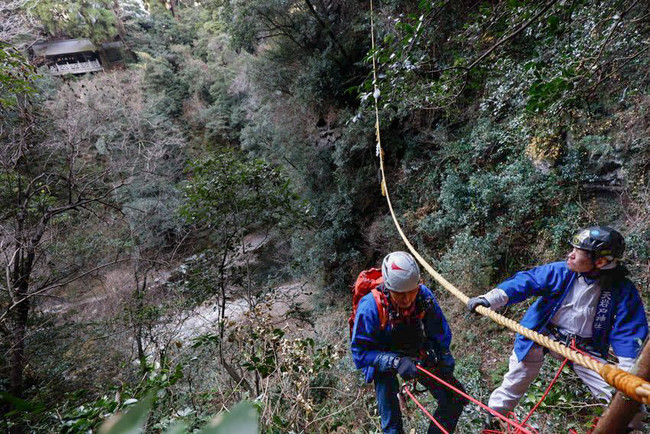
368, 0, 650, 406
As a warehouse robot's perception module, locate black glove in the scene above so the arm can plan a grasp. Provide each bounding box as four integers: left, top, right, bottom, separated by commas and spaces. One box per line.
467, 296, 490, 313
394, 356, 418, 381
421, 350, 439, 368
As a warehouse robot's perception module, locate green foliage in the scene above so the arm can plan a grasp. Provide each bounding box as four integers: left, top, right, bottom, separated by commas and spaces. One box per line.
38, 361, 185, 432
222, 0, 366, 106
177, 149, 307, 323
28, 0, 118, 42
98, 396, 258, 434
100, 394, 153, 434
226, 306, 345, 431
436, 230, 498, 290
181, 150, 305, 237
120, 180, 185, 251
0, 44, 37, 110
406, 116, 577, 282
242, 327, 284, 378
143, 55, 189, 118
526, 66, 577, 113
60, 396, 120, 433
0, 392, 46, 415
364, 0, 650, 117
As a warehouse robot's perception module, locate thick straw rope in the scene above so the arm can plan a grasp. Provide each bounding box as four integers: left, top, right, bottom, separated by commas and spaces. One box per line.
368, 0, 650, 405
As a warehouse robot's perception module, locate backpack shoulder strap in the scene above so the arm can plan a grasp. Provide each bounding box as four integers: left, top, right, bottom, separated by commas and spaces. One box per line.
371, 287, 389, 330
415, 290, 433, 320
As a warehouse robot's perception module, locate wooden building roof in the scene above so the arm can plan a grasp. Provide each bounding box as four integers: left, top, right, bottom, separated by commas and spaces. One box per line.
33, 39, 98, 57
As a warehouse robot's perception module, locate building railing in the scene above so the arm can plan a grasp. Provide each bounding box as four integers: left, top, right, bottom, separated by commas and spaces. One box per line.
50, 60, 104, 75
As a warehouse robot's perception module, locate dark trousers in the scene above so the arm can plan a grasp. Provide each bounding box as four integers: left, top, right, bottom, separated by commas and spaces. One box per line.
373, 370, 468, 434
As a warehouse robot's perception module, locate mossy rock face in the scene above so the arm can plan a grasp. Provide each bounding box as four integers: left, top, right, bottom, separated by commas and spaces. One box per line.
526, 134, 563, 174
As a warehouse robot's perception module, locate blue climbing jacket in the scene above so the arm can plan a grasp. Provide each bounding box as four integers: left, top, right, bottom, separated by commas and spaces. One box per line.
350, 284, 453, 382
497, 261, 648, 362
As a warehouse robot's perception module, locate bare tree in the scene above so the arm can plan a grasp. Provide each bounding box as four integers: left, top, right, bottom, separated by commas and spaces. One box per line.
0, 0, 40, 49
0, 101, 126, 397
0, 69, 186, 398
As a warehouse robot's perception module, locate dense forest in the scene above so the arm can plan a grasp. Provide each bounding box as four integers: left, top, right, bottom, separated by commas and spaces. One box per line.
1, 0, 649, 432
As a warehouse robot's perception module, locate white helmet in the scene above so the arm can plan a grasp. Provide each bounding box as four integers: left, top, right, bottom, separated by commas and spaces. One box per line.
381, 251, 420, 292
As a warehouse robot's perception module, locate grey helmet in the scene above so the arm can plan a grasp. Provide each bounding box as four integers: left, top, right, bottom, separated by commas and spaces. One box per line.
381, 251, 420, 292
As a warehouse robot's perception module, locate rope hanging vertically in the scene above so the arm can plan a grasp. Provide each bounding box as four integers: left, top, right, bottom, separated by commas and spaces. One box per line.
367, 0, 650, 405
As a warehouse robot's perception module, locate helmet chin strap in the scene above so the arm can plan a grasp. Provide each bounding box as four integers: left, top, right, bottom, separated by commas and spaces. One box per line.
599, 257, 617, 270
584, 257, 617, 277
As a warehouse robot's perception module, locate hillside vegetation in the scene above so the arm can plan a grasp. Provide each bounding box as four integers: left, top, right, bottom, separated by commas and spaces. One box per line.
1, 0, 648, 432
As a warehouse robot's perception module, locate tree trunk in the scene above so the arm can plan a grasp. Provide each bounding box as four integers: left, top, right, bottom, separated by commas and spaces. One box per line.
217, 249, 229, 363
112, 0, 128, 41
133, 266, 149, 373
222, 358, 253, 395
9, 234, 37, 399
9, 285, 29, 397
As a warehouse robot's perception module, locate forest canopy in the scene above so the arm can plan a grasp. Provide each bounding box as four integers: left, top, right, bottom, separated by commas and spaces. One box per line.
0, 0, 649, 432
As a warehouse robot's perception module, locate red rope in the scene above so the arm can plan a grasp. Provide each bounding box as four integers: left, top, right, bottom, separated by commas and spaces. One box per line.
520, 357, 569, 426
415, 366, 535, 434
481, 413, 534, 434
401, 384, 449, 434
487, 339, 599, 433
408, 344, 597, 434
569, 340, 601, 362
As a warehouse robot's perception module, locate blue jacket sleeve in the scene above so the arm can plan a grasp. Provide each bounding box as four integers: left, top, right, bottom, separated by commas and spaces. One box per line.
610, 281, 649, 359
350, 294, 398, 372
497, 262, 569, 305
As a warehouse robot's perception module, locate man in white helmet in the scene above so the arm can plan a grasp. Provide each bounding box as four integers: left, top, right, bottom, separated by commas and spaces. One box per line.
351, 251, 467, 434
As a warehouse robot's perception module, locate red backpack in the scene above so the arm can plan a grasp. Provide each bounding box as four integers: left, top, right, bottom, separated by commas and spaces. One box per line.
349, 267, 389, 337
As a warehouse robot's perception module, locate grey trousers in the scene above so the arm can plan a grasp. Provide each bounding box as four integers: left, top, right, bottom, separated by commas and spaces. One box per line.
488, 345, 644, 429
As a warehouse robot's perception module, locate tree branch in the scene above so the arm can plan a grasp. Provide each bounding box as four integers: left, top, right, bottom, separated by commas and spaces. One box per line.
465, 0, 561, 71
0, 258, 133, 324
303, 0, 350, 61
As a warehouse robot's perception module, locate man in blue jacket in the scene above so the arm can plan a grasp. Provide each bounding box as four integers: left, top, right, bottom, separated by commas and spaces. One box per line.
468, 226, 648, 428
351, 251, 467, 434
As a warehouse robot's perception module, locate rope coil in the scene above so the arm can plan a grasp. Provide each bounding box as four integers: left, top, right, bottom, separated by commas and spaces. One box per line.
367, 0, 650, 405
